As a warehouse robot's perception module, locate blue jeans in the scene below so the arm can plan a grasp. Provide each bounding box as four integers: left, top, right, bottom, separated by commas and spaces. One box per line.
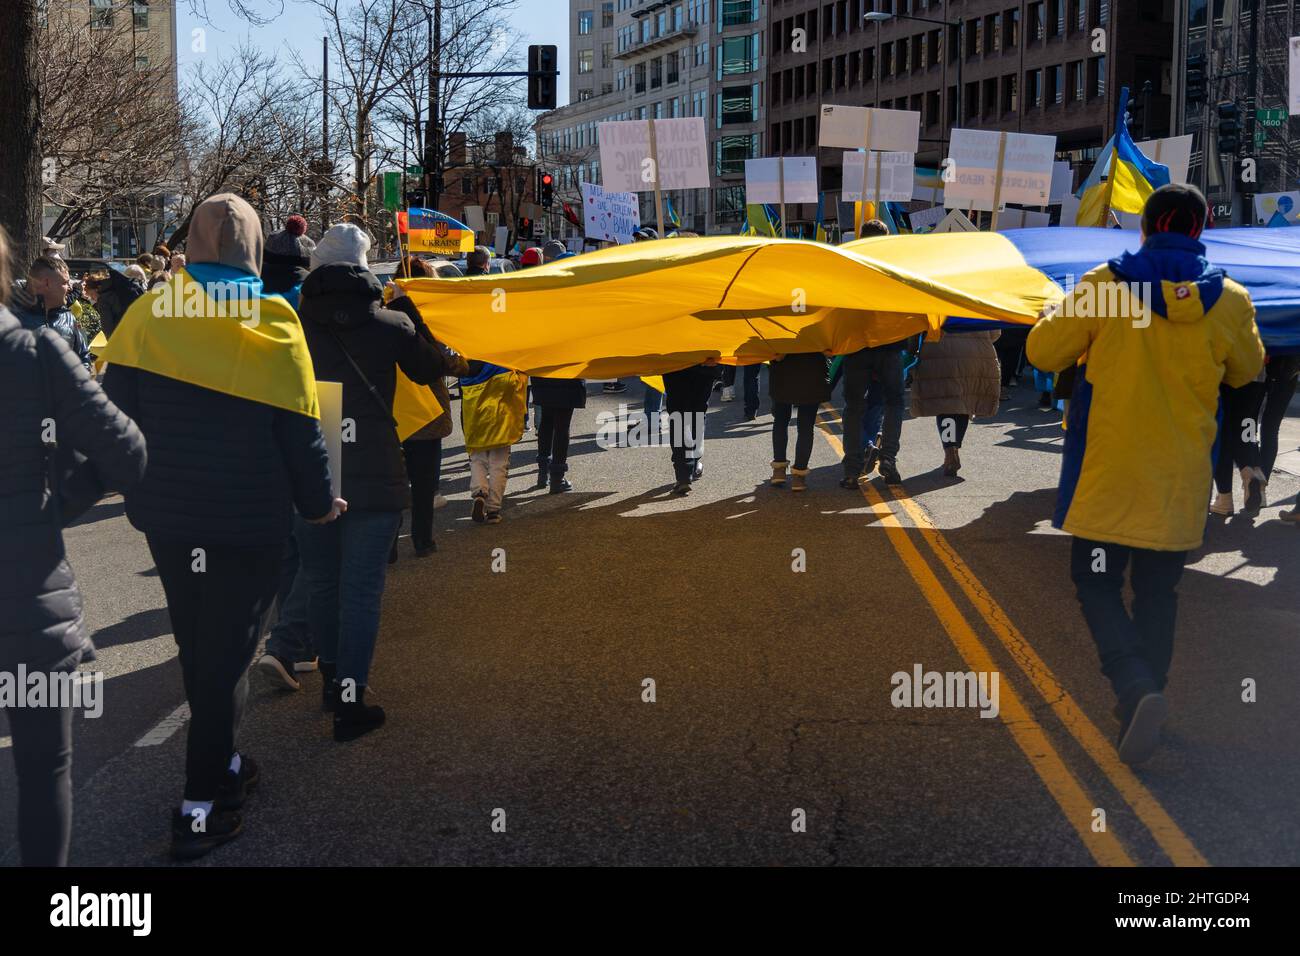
643, 381, 662, 416
266, 534, 313, 662
295, 509, 402, 689
842, 344, 904, 478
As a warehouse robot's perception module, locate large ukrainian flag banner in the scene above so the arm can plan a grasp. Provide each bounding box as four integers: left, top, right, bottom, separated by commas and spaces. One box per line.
399, 208, 476, 255
100, 265, 320, 418
397, 226, 1300, 380
1075, 87, 1171, 227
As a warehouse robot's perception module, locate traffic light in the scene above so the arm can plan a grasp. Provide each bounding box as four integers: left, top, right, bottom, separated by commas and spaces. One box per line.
538, 170, 555, 208
1186, 54, 1206, 107
528, 45, 558, 110
1216, 101, 1241, 154
518, 216, 534, 236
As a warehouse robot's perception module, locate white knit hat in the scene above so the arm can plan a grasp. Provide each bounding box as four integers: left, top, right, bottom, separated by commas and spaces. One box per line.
311, 223, 371, 271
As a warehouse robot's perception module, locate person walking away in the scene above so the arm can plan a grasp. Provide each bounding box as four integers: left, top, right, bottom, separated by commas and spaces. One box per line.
262, 214, 316, 309
768, 352, 830, 490
1026, 184, 1264, 765
101, 194, 342, 858
460, 359, 528, 522
387, 257, 469, 551
663, 360, 720, 495
1210, 370, 1268, 517
294, 224, 446, 741
15, 257, 92, 373
909, 327, 1001, 478
83, 266, 145, 340
1261, 354, 1300, 525
0, 225, 146, 866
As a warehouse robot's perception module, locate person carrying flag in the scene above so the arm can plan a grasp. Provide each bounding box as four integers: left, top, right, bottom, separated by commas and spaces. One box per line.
1027, 184, 1264, 766
101, 194, 344, 859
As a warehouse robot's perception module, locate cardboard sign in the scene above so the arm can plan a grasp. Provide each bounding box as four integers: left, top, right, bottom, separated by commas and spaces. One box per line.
744, 157, 819, 204
908, 205, 949, 234
1254, 191, 1300, 226
494, 226, 509, 256
842, 151, 915, 202
1048, 162, 1073, 204
931, 209, 979, 234
944, 129, 1057, 211
580, 181, 641, 244
317, 381, 343, 500
597, 117, 710, 192
994, 208, 1052, 231
1290, 37, 1300, 115
463, 205, 486, 234
818, 105, 920, 152
1133, 135, 1193, 185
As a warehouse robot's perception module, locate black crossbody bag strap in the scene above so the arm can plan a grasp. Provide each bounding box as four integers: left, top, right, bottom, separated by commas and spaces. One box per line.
325, 326, 399, 430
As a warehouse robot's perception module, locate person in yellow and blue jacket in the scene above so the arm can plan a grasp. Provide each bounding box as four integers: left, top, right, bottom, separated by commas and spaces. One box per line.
1027, 184, 1265, 768
459, 359, 527, 524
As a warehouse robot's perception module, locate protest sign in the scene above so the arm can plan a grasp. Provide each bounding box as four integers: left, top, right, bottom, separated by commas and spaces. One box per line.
931, 209, 979, 234
994, 208, 1052, 231
1133, 135, 1193, 185
909, 205, 949, 234
317, 381, 343, 499
944, 130, 1057, 218
580, 182, 641, 244
818, 105, 920, 152
842, 151, 915, 203
1254, 191, 1300, 226
1049, 162, 1073, 205
744, 157, 819, 204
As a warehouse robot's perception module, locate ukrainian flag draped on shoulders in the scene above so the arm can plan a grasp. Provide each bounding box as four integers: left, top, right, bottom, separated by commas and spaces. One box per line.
1075, 87, 1171, 228
100, 263, 320, 418
458, 361, 527, 454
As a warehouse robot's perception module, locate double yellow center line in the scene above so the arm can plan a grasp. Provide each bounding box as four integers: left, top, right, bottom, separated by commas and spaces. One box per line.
815, 404, 1207, 867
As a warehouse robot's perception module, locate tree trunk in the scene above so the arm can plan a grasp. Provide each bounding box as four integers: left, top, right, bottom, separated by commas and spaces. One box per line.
0, 2, 43, 270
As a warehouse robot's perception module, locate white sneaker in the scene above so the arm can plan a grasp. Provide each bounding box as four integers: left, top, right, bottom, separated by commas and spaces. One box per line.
720, 386, 736, 402
1209, 491, 1233, 516
433, 493, 447, 510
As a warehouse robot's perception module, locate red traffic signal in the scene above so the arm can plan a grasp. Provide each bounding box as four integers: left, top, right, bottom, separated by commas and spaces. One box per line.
538, 170, 555, 208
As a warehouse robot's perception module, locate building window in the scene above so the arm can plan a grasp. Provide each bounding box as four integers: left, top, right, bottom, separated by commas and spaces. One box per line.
1071, 60, 1084, 100
578, 49, 594, 74
1072, 0, 1086, 31
1004, 8, 1020, 48
1028, 2, 1045, 41
967, 19, 980, 57
90, 0, 113, 29
1048, 64, 1063, 104
634, 62, 646, 93
716, 84, 758, 126
601, 42, 612, 68
985, 14, 1001, 53
578, 10, 593, 35
651, 57, 663, 88
717, 34, 759, 80
602, 3, 614, 28
720, 0, 759, 28
135, 54, 150, 70
714, 133, 760, 176
1002, 73, 1019, 113
925, 89, 940, 126
133, 0, 149, 30
1026, 68, 1043, 107
1049, 0, 1064, 38
1090, 54, 1106, 98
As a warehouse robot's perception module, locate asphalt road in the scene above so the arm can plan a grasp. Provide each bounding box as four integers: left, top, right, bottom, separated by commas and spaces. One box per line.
2, 375, 1298, 866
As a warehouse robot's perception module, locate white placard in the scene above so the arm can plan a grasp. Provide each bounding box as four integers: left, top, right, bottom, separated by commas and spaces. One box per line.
494, 225, 509, 256
842, 151, 915, 202
580, 181, 641, 244
931, 209, 980, 234
1049, 162, 1073, 204
1290, 37, 1300, 115
995, 209, 1053, 231
912, 175, 944, 205
909, 205, 949, 234
597, 117, 710, 193
818, 105, 920, 152
1254, 191, 1300, 226
316, 381, 343, 500
463, 205, 486, 235
744, 157, 819, 205
1059, 191, 1082, 227
944, 129, 1057, 211
1134, 135, 1193, 185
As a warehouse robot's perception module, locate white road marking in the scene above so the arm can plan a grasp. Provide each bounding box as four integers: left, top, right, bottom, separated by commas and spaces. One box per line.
134, 703, 190, 747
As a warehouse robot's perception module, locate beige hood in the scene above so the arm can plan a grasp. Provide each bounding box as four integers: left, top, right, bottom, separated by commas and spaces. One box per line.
186, 193, 264, 275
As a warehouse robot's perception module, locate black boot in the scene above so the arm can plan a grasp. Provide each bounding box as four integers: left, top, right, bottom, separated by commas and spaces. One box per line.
535, 458, 550, 488
333, 685, 386, 742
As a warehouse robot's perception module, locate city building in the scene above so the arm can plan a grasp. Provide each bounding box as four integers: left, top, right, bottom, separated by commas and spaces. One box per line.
433, 131, 541, 243
767, 0, 1175, 232
537, 0, 767, 237
1174, 0, 1300, 226
41, 0, 181, 256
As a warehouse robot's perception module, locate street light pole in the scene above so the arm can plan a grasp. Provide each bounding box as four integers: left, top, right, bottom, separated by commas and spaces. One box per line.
865, 10, 962, 136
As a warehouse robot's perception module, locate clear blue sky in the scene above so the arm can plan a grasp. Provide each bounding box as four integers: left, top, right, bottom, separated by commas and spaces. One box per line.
177, 0, 571, 105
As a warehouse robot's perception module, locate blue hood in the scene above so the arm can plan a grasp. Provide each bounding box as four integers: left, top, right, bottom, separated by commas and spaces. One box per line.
1106, 232, 1224, 321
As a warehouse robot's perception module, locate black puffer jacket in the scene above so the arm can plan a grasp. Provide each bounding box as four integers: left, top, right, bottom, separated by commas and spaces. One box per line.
0, 308, 146, 673
298, 265, 445, 511
769, 352, 830, 406
102, 366, 334, 547
94, 269, 146, 338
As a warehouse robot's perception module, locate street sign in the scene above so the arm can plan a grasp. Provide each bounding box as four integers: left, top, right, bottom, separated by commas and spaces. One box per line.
1257, 108, 1286, 127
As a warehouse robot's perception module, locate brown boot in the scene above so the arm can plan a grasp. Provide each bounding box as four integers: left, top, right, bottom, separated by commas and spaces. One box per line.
791, 467, 809, 492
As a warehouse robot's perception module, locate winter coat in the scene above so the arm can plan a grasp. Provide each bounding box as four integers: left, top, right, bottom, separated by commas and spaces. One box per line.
459, 360, 528, 454
768, 353, 830, 406
298, 265, 446, 509
387, 294, 469, 441
663, 363, 720, 411
94, 269, 146, 339
15, 300, 92, 372
101, 193, 335, 547
261, 252, 310, 311
1027, 231, 1264, 552
0, 307, 146, 674
530, 376, 587, 409
909, 330, 1002, 418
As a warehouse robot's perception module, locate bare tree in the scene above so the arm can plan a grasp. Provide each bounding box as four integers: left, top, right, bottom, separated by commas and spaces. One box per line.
0, 2, 42, 266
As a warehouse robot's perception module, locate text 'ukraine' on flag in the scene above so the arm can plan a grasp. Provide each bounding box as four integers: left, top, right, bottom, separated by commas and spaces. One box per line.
398, 208, 476, 254
1075, 86, 1171, 228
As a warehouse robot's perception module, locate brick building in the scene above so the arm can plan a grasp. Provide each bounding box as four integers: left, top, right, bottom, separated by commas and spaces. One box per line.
767, 0, 1175, 230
